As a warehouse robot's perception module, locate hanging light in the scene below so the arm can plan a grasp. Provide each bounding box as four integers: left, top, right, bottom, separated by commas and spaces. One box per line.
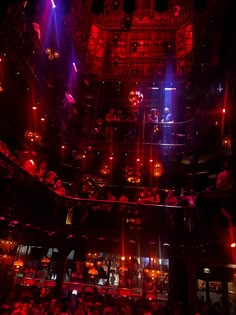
48, 54, 54, 61
88, 267, 98, 278
153, 162, 164, 177
96, 259, 103, 267
0, 239, 17, 253
144, 268, 159, 279
125, 167, 141, 184
24, 130, 42, 144
54, 51, 60, 59
46, 48, 52, 55
41, 257, 51, 266
85, 261, 94, 268
13, 257, 24, 269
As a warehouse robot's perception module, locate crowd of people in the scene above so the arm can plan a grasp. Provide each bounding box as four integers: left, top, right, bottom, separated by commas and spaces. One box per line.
96, 106, 176, 144
0, 140, 66, 196
0, 289, 233, 315
0, 138, 233, 207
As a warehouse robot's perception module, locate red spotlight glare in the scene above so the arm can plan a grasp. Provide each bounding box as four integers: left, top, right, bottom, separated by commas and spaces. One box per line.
109, 156, 113, 160
222, 108, 226, 114
32, 106, 37, 110
0, 58, 2, 62
82, 155, 86, 158
230, 243, 236, 248
149, 159, 153, 163
61, 145, 66, 149
40, 117, 45, 121
136, 158, 140, 162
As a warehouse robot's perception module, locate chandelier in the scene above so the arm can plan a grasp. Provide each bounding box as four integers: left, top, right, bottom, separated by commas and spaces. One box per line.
0, 239, 18, 253
125, 167, 141, 184
46, 48, 60, 60
153, 162, 164, 177
128, 90, 143, 111
24, 130, 42, 143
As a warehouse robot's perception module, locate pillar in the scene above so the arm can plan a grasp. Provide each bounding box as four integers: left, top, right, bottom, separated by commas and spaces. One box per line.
168, 251, 188, 310
54, 248, 70, 302
186, 260, 198, 315
221, 280, 230, 315
205, 280, 210, 303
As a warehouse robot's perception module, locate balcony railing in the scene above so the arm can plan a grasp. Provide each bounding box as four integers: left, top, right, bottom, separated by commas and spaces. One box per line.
0, 150, 233, 248
90, 119, 193, 146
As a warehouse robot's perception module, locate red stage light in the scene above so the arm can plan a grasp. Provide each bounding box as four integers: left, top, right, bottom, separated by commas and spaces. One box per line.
222, 108, 226, 114
230, 243, 236, 248
32, 106, 37, 110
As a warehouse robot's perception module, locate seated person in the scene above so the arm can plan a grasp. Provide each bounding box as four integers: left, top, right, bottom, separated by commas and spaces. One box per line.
140, 190, 154, 203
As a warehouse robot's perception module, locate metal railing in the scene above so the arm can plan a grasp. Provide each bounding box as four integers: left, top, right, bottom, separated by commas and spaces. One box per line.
90, 119, 193, 146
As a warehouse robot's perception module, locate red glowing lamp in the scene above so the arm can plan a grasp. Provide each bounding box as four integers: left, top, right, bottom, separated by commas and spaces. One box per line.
13, 257, 24, 269
41, 257, 50, 266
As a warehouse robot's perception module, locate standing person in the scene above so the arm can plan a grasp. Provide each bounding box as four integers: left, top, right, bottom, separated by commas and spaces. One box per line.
161, 106, 174, 123
147, 108, 161, 142
161, 106, 174, 144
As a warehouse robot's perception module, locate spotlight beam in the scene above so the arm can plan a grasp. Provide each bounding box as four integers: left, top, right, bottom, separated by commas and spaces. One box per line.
51, 0, 56, 9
